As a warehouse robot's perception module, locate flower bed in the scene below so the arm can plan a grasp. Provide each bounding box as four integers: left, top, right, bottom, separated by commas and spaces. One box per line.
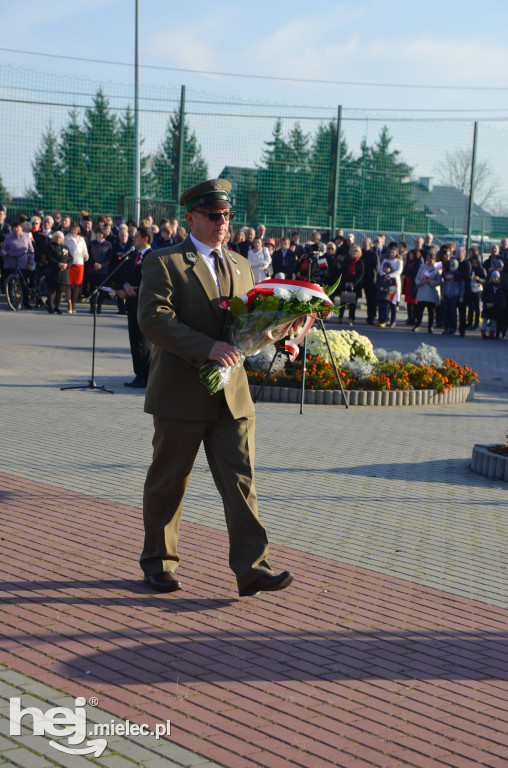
471, 444, 508, 481
246, 334, 478, 406
249, 383, 475, 406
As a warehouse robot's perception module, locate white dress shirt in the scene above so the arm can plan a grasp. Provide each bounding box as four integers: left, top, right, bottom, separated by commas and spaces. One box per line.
190, 233, 227, 294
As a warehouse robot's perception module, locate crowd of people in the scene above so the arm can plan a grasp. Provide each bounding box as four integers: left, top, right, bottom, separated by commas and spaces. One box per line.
1, 203, 507, 339
228, 226, 508, 340
0, 207, 183, 314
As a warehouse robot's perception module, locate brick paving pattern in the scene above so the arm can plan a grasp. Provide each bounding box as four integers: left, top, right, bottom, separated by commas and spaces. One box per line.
1, 299, 508, 767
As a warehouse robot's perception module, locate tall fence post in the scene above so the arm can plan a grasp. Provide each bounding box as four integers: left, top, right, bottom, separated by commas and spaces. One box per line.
176, 85, 186, 207
330, 105, 342, 236
133, 0, 140, 223
466, 121, 478, 253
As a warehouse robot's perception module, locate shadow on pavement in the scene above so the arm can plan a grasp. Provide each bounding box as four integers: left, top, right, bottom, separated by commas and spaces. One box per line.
50, 626, 508, 684
257, 458, 504, 487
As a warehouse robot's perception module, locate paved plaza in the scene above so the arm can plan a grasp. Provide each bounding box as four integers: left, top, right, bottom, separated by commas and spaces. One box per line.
1, 296, 508, 768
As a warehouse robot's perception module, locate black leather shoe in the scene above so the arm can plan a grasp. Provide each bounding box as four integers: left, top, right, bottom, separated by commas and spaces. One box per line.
143, 571, 182, 592
124, 377, 145, 388
238, 570, 294, 597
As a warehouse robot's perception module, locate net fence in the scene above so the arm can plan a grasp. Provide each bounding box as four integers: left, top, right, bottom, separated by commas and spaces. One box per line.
2, 63, 508, 243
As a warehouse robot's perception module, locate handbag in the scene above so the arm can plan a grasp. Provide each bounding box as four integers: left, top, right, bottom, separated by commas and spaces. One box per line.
340, 291, 357, 304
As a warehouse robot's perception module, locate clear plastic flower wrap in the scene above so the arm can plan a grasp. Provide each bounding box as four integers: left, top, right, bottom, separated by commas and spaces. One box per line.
199, 279, 341, 394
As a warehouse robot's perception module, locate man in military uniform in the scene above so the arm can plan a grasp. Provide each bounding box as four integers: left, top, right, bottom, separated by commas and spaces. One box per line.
137, 179, 294, 597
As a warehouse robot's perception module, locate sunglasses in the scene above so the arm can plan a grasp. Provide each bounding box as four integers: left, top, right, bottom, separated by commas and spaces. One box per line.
194, 209, 236, 222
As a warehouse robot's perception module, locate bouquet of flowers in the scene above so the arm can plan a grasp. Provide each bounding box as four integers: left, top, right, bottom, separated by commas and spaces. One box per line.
200, 278, 341, 394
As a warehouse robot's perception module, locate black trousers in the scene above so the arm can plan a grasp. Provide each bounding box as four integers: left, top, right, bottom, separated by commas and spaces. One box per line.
415, 301, 436, 330
363, 284, 377, 322
127, 309, 151, 380
467, 293, 481, 327
458, 298, 468, 335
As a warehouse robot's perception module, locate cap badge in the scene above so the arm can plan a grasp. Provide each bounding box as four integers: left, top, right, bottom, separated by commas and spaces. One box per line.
211, 180, 222, 191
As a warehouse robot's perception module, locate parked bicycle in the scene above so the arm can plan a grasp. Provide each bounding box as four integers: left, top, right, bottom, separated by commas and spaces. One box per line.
5, 254, 48, 311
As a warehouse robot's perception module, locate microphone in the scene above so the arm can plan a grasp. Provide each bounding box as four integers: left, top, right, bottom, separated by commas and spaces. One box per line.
121, 246, 136, 259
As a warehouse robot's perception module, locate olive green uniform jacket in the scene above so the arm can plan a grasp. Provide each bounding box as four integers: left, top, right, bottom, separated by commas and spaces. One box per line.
137, 236, 255, 420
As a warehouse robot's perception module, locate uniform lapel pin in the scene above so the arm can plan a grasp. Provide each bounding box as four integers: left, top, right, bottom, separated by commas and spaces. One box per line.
235, 268, 241, 275
228, 253, 238, 264
185, 252, 197, 264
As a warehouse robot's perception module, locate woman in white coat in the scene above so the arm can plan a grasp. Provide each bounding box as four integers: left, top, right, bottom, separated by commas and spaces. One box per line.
413, 246, 442, 333
247, 236, 272, 283
64, 222, 89, 313
379, 243, 403, 326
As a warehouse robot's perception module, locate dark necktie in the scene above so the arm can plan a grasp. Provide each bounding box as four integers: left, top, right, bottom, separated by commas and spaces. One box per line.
212, 248, 231, 300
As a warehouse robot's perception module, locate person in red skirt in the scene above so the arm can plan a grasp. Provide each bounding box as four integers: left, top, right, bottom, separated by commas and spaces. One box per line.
63, 222, 89, 313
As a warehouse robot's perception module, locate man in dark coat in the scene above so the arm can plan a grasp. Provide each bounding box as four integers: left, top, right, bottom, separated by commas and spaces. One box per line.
360, 236, 380, 324
0, 204, 11, 247
86, 227, 112, 313
109, 225, 133, 314
271, 236, 297, 278
290, 231, 304, 257
455, 246, 471, 336
116, 226, 152, 388
238, 227, 255, 258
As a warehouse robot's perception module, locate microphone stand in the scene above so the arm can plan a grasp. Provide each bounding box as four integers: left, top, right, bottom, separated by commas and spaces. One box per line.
60, 250, 135, 393
299, 255, 348, 413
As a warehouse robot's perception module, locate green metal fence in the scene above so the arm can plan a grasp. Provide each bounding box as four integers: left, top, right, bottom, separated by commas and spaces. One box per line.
1, 63, 508, 245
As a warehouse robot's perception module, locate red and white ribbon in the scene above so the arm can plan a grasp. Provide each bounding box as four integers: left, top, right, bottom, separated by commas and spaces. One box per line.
220, 278, 333, 309
219, 279, 331, 363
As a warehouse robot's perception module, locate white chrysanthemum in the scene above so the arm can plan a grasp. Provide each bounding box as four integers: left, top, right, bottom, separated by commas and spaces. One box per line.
340, 330, 377, 362
295, 289, 312, 302
304, 328, 377, 366
273, 287, 292, 300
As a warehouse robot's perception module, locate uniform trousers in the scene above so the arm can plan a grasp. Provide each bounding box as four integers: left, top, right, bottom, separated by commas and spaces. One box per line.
127, 308, 151, 381
140, 402, 271, 589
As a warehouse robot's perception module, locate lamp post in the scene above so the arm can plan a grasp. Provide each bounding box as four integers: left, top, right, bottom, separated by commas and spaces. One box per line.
133, 0, 140, 223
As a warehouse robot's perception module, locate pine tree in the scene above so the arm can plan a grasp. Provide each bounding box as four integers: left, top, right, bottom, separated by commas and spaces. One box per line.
152, 112, 208, 201
29, 126, 64, 209
256, 120, 291, 224
0, 174, 9, 204
59, 109, 86, 212
308, 122, 354, 228
118, 106, 155, 203
83, 89, 119, 212
285, 123, 310, 223
351, 126, 417, 230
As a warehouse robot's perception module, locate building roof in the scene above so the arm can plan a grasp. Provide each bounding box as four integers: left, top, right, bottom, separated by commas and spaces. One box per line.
411, 180, 492, 233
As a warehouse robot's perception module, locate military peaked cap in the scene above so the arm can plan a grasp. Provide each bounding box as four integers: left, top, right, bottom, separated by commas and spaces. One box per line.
179, 179, 232, 211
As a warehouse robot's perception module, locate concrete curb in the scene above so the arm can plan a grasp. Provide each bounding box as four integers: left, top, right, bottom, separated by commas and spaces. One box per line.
249, 383, 475, 407
471, 443, 508, 481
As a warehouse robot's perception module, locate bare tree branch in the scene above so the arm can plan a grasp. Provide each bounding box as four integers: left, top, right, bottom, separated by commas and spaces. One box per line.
434, 149, 501, 212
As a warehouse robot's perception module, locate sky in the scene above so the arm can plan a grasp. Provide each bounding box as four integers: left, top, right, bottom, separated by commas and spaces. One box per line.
1, 0, 508, 208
